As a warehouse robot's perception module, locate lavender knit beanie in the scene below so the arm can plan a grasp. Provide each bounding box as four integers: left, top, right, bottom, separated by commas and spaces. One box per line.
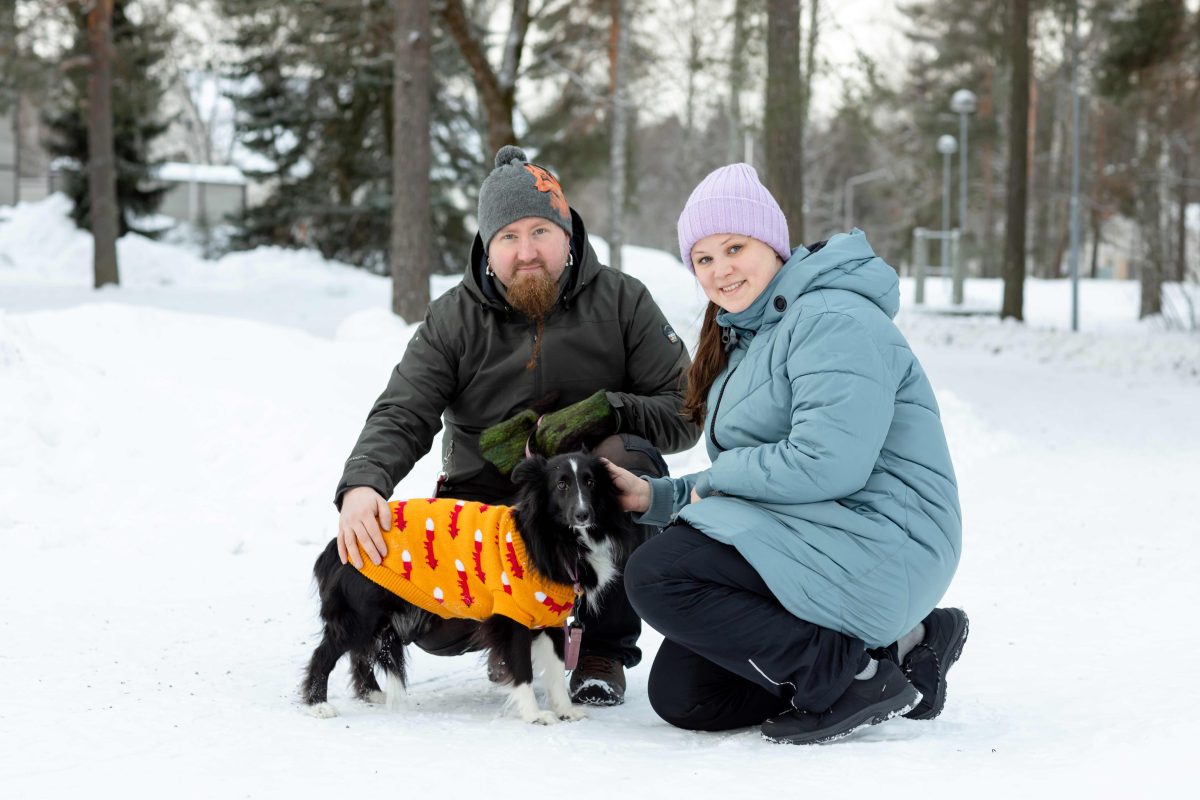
676, 163, 790, 269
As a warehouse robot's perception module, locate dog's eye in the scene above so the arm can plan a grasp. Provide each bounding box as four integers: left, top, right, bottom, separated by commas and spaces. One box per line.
556, 480, 568, 491
585, 478, 595, 488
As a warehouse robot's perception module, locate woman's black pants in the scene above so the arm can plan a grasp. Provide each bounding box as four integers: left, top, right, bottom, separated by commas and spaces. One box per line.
624, 522, 866, 732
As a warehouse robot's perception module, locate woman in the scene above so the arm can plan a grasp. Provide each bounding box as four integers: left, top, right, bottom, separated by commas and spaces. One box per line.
604, 163, 967, 745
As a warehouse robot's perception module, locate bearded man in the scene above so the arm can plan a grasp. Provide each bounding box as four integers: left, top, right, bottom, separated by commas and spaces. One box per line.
334, 145, 699, 705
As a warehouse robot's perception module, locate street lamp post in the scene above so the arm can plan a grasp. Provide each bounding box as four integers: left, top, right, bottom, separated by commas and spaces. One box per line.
938, 134, 958, 269
843, 167, 892, 232
951, 89, 977, 240
1068, 5, 1082, 332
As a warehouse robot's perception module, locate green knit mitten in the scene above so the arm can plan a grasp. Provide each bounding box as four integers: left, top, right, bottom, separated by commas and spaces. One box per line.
480, 409, 538, 475
534, 391, 617, 456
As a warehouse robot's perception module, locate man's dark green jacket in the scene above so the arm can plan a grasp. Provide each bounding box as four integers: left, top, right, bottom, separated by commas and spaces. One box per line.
336, 210, 699, 506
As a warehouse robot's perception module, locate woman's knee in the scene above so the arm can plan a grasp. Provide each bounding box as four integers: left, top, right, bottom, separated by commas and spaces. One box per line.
622, 539, 662, 618
624, 524, 705, 621
646, 657, 742, 732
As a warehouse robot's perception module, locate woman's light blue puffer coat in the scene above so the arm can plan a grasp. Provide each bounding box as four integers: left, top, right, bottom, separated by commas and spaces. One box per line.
641, 230, 961, 647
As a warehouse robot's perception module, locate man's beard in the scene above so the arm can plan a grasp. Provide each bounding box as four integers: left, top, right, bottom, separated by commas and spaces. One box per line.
506, 263, 560, 320
505, 261, 561, 370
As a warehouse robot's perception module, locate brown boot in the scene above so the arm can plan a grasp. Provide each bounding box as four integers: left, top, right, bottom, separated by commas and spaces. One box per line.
568, 655, 626, 706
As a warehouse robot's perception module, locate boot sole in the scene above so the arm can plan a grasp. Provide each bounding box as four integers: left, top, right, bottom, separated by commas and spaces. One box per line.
904, 610, 969, 721
761, 686, 922, 745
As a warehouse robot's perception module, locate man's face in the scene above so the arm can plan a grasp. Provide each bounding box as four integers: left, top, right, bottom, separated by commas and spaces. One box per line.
486, 217, 571, 287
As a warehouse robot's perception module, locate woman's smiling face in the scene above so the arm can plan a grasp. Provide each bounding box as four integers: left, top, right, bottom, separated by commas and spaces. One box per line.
690, 233, 784, 314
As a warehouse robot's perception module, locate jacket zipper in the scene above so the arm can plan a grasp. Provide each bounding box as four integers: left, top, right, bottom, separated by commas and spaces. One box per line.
708, 363, 738, 452
532, 321, 542, 401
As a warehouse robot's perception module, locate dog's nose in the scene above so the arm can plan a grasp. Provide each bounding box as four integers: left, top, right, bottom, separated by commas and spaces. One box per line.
573, 509, 592, 525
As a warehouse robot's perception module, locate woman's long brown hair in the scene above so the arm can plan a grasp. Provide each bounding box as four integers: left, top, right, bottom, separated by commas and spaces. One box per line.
681, 301, 728, 426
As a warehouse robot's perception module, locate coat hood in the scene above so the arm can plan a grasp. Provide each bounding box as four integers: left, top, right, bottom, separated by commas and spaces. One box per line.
719, 229, 900, 335
785, 229, 900, 318
461, 207, 603, 311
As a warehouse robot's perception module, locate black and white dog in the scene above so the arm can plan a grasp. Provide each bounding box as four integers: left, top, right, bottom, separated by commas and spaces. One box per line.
301, 452, 636, 723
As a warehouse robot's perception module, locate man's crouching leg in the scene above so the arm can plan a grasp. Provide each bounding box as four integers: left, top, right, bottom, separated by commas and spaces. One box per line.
569, 434, 668, 706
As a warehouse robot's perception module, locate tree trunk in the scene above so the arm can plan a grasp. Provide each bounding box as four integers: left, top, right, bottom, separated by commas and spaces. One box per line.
1001, 0, 1030, 320
392, 0, 432, 322
1089, 208, 1102, 279
765, 0, 804, 240
1137, 113, 1165, 318
87, 0, 119, 288
608, 0, 631, 272
2, 0, 16, 203
726, 0, 749, 164
1176, 147, 1188, 283
440, 0, 529, 158
798, 0, 818, 240
980, 71, 998, 278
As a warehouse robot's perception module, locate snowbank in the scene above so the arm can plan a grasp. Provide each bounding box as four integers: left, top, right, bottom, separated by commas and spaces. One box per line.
2, 194, 1198, 796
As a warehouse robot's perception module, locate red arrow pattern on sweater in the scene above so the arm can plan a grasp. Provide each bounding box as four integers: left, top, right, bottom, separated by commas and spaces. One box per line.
472, 530, 486, 583
535, 591, 572, 615
504, 532, 524, 579
448, 501, 465, 539
454, 559, 474, 607
423, 518, 438, 570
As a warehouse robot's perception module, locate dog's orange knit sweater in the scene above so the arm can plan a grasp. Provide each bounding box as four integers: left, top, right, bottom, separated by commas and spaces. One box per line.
354, 498, 576, 629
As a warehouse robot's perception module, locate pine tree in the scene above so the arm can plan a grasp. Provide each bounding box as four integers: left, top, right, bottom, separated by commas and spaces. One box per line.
43, 0, 171, 237
221, 0, 476, 272
1096, 0, 1194, 319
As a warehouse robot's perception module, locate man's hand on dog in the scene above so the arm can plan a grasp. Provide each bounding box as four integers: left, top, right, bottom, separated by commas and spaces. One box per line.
338, 487, 391, 568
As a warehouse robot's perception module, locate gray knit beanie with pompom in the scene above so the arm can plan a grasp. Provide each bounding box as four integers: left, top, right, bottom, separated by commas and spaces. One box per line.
477, 145, 573, 250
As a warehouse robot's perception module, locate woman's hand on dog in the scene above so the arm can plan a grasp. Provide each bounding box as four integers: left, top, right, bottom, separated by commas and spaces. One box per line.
600, 458, 651, 514
338, 487, 391, 568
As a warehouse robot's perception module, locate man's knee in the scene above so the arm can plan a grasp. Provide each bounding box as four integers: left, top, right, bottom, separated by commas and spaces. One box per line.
593, 434, 668, 478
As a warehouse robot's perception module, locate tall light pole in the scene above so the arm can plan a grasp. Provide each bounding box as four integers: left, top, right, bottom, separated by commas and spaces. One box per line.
1067, 3, 1082, 331
951, 89, 977, 238
843, 167, 892, 231
938, 134, 958, 268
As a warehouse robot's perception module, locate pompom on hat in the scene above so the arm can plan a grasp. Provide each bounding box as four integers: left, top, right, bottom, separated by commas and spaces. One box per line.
676, 163, 791, 269
477, 145, 573, 249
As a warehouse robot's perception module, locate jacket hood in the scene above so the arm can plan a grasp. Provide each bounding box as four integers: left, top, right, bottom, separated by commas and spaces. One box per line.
719, 229, 900, 334
462, 207, 603, 311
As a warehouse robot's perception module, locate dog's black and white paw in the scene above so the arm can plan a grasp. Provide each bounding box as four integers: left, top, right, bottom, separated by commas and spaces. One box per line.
308, 702, 338, 719
554, 705, 587, 722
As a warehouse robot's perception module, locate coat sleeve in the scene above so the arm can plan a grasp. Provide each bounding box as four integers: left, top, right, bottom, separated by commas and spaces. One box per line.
706, 311, 895, 504
334, 307, 461, 508
635, 473, 702, 528
604, 280, 701, 455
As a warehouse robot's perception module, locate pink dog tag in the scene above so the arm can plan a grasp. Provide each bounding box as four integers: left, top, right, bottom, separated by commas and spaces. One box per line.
564, 620, 584, 670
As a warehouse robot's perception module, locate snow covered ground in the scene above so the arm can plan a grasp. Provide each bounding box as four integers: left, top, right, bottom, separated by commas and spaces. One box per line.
2, 195, 1198, 797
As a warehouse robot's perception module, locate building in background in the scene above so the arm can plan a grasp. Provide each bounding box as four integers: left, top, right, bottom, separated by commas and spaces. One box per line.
1, 95, 50, 206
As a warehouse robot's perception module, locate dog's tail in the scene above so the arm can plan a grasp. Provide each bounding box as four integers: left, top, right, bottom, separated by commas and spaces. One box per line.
312, 539, 343, 594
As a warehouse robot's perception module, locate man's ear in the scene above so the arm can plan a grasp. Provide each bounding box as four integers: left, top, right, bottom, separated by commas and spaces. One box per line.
511, 454, 548, 486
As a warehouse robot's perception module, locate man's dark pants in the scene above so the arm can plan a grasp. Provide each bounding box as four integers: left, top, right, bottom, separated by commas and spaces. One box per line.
415, 433, 667, 668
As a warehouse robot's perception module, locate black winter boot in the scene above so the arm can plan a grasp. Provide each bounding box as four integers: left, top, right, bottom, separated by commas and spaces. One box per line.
569, 655, 627, 706
900, 607, 969, 720
760, 659, 920, 745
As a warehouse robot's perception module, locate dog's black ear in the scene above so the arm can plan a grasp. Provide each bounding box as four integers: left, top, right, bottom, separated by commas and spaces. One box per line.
511, 454, 548, 485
